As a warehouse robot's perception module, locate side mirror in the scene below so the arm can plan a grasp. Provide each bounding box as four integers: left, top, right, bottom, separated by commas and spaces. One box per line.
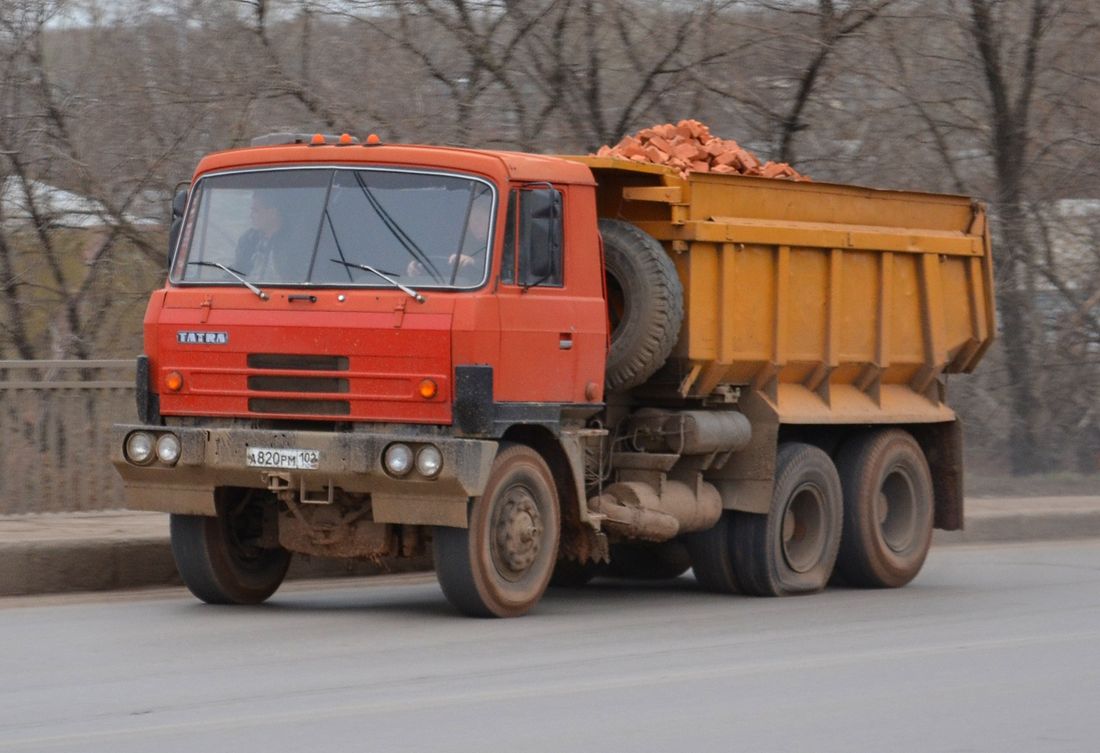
167, 186, 189, 262
519, 187, 562, 287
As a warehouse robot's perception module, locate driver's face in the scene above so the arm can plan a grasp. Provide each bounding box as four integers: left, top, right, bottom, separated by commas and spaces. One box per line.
250, 195, 281, 237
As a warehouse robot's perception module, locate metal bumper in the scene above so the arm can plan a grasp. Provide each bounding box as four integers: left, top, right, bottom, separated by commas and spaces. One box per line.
110, 424, 497, 526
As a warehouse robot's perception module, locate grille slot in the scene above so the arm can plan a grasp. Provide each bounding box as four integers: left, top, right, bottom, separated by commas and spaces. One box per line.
249, 398, 351, 416
247, 354, 349, 371
248, 376, 349, 394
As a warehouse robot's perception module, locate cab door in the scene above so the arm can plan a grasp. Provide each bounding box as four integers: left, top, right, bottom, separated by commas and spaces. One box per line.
496, 185, 600, 404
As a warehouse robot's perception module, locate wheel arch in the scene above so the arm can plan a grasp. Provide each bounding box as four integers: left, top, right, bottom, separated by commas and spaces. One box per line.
500, 424, 591, 556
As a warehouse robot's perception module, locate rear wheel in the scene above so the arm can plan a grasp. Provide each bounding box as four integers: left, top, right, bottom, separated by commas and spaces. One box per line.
835, 429, 934, 588
434, 444, 560, 617
607, 541, 692, 580
170, 490, 291, 605
732, 443, 843, 596
685, 513, 740, 594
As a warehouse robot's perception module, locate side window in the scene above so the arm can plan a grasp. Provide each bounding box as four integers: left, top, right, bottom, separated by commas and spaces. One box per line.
517, 186, 564, 287
501, 191, 517, 284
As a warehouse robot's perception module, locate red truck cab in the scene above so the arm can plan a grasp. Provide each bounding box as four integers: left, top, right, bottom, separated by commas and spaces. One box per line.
114, 135, 610, 616
152, 139, 607, 422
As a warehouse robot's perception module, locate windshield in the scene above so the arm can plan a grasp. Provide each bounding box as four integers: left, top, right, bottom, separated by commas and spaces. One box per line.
171, 167, 495, 289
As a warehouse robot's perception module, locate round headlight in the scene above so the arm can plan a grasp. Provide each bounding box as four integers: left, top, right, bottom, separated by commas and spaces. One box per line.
384, 443, 413, 476
156, 434, 181, 465
416, 445, 443, 478
125, 432, 155, 465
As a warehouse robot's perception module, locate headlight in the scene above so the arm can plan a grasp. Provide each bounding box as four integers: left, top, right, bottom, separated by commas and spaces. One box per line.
156, 434, 181, 465
384, 443, 413, 476
416, 445, 443, 478
125, 432, 155, 465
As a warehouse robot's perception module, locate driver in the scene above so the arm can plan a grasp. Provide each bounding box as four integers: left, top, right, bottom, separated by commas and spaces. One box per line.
405, 200, 491, 285
235, 191, 296, 279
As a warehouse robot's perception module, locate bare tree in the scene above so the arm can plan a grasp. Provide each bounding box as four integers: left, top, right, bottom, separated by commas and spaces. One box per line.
0, 0, 1098, 474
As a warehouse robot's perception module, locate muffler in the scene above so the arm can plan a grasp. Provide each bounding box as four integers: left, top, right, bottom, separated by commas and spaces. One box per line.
588, 477, 722, 542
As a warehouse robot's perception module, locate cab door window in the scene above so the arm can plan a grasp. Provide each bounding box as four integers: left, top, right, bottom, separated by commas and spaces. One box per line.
501, 186, 563, 287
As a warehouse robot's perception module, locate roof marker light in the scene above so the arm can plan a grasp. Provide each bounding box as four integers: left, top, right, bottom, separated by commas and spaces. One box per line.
365, 134, 382, 146
338, 133, 353, 145
310, 133, 326, 145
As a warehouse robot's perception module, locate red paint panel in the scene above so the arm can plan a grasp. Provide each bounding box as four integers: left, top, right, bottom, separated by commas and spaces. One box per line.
154, 290, 452, 424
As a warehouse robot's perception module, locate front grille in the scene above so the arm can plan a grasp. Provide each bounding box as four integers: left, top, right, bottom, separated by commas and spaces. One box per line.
245, 353, 352, 417
248, 398, 351, 416
247, 354, 349, 371
248, 376, 349, 394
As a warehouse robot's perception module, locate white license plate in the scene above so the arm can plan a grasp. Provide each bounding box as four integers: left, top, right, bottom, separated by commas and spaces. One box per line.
246, 447, 321, 470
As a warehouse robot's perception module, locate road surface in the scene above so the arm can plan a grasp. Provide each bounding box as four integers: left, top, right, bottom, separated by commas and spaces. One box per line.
2, 540, 1099, 752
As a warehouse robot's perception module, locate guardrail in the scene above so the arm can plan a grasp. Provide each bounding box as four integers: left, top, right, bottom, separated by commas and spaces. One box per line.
0, 360, 135, 515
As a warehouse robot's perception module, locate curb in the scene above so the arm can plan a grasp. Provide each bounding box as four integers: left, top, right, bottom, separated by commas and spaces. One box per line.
935, 509, 1100, 545
0, 535, 431, 598
2, 500, 1099, 598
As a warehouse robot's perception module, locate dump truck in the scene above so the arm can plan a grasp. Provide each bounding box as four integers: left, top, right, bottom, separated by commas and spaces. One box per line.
111, 132, 995, 617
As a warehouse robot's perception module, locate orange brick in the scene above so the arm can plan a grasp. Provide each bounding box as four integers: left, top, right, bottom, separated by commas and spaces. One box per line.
672, 142, 698, 161
644, 145, 670, 163
593, 121, 809, 181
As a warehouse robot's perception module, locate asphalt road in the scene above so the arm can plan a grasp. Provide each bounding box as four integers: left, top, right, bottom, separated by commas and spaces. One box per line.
2, 540, 1099, 753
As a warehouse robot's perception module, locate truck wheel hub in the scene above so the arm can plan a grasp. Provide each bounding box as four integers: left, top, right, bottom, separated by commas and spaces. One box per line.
493, 489, 542, 577
781, 485, 827, 574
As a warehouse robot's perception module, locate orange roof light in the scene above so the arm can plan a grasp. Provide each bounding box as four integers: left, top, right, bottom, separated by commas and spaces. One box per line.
418, 378, 438, 399
365, 133, 382, 146
338, 133, 353, 145
165, 371, 184, 392
310, 133, 326, 145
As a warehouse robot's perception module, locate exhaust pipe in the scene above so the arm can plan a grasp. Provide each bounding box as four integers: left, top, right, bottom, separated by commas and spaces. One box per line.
588, 477, 722, 542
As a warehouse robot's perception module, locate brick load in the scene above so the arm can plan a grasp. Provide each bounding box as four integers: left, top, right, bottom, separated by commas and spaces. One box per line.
594, 120, 810, 181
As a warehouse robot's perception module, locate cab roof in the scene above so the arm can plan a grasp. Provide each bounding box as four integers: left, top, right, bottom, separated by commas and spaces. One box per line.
193, 140, 597, 187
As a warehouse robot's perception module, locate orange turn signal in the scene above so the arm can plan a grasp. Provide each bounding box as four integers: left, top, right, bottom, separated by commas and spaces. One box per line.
418, 378, 438, 399
165, 371, 184, 392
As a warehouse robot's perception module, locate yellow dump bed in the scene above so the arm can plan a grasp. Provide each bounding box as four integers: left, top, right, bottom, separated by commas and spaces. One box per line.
570, 157, 996, 424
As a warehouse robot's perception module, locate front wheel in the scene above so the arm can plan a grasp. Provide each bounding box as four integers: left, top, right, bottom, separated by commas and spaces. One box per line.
434, 444, 560, 617
170, 490, 291, 605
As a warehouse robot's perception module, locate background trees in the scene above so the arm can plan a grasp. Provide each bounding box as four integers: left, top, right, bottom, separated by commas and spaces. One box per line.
1, 0, 1097, 475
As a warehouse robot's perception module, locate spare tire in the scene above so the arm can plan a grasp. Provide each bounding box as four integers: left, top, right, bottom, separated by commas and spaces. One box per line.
599, 219, 684, 392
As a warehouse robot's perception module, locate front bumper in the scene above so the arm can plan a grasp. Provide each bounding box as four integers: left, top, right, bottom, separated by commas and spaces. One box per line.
111, 424, 496, 526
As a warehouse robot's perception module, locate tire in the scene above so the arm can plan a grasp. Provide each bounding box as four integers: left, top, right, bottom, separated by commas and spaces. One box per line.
685, 513, 740, 594
434, 444, 560, 617
606, 540, 691, 580
731, 443, 843, 597
835, 429, 934, 588
170, 490, 291, 605
599, 219, 684, 392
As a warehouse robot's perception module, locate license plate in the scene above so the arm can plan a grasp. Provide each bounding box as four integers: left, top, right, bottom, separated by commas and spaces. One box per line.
246, 447, 320, 470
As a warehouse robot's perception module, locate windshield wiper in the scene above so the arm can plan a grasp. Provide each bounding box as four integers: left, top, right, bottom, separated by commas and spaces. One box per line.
187, 261, 268, 300
353, 172, 443, 284
329, 259, 425, 303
